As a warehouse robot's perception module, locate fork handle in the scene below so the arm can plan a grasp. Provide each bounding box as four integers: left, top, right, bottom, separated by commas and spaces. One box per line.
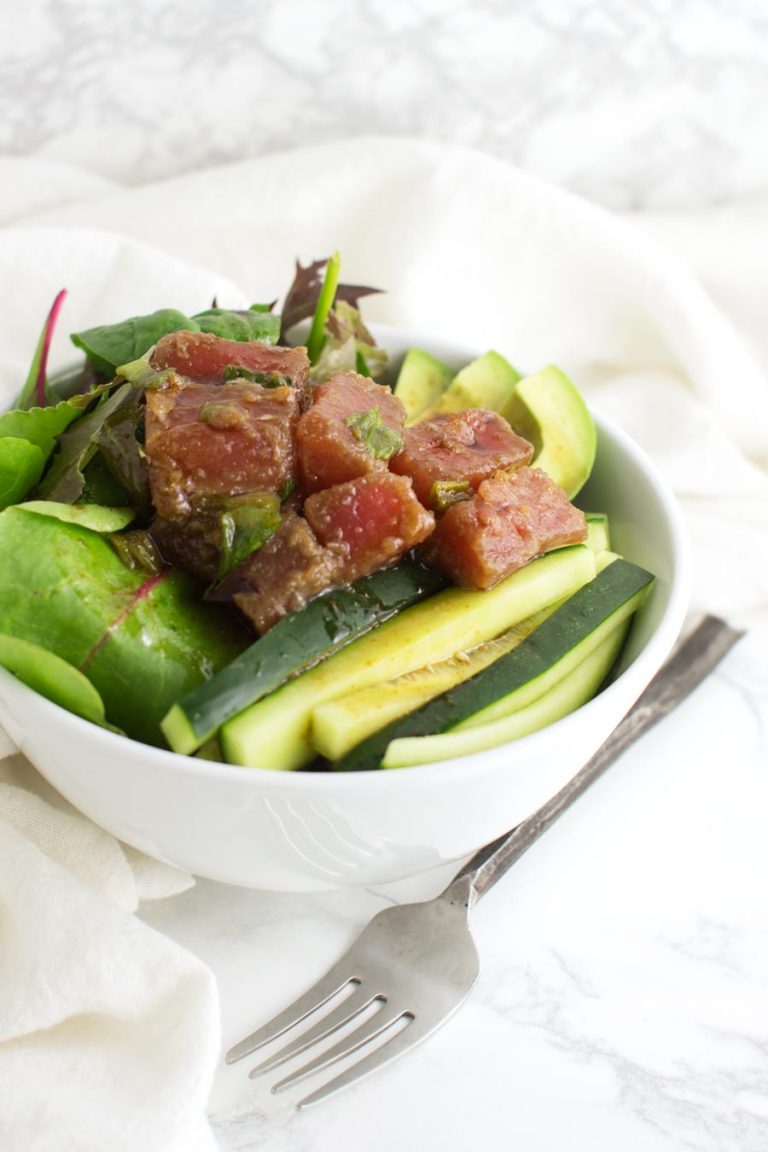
450, 615, 743, 901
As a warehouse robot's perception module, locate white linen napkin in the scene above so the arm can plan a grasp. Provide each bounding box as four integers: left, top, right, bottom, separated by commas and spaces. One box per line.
0, 138, 766, 1151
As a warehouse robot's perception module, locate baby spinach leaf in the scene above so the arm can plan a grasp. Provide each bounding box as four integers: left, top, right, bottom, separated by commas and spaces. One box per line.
193, 307, 280, 345
0, 438, 46, 509
71, 309, 200, 374
0, 401, 81, 458
72, 303, 284, 376
19, 501, 135, 532
0, 506, 247, 744
16, 289, 67, 410
0, 633, 112, 728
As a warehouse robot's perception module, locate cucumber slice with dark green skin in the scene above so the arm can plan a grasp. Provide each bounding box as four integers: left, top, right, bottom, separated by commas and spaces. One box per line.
383, 618, 631, 768
221, 544, 595, 771
161, 562, 446, 755
333, 558, 654, 772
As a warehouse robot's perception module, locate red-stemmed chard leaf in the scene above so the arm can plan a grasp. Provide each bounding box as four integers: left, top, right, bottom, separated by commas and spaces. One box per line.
17, 289, 68, 410
0, 505, 248, 745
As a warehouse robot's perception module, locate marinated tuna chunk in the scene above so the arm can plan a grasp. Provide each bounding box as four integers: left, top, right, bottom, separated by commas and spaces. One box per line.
145, 377, 299, 520
152, 331, 311, 405
422, 466, 587, 589
304, 472, 434, 583
296, 372, 406, 494
231, 510, 344, 635
390, 409, 533, 507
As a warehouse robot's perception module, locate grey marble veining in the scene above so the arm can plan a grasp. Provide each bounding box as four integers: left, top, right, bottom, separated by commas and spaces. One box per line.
2, 0, 768, 209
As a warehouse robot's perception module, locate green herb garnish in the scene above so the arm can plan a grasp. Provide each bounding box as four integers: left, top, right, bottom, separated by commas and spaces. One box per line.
345, 407, 404, 461
307, 252, 341, 364
218, 497, 282, 578
221, 366, 286, 387
429, 480, 472, 512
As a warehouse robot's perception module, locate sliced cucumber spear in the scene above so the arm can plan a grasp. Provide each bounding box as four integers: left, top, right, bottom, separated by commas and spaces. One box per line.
311, 602, 558, 761
333, 558, 654, 772
382, 618, 631, 769
220, 544, 596, 771
161, 561, 445, 755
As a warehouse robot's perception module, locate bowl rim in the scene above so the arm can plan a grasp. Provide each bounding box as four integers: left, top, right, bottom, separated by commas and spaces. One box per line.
0, 401, 691, 792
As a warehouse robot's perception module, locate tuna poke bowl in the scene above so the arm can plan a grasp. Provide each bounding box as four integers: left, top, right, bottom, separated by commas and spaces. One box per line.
0, 253, 688, 889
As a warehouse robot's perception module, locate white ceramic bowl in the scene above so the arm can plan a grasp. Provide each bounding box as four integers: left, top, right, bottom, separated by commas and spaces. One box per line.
0, 328, 690, 891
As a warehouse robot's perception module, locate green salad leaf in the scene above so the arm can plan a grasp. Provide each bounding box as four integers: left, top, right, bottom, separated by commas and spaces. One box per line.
16, 289, 67, 410
0, 506, 247, 744
0, 401, 81, 457
71, 309, 199, 375
0, 439, 46, 510
217, 495, 282, 578
36, 381, 136, 503
0, 633, 113, 729
194, 307, 280, 345
18, 500, 135, 532
71, 304, 281, 373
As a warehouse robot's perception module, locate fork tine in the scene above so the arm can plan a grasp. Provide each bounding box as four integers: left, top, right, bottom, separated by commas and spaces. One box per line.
249, 989, 384, 1077
271, 1008, 411, 1095
294, 1013, 430, 1108
225, 968, 360, 1065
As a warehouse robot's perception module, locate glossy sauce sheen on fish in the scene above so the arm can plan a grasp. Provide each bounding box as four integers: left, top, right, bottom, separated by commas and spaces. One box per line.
390, 408, 534, 505
145, 377, 299, 519
142, 340, 589, 635
296, 372, 406, 493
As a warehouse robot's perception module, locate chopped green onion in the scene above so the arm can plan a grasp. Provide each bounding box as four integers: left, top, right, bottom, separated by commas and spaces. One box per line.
345, 407, 404, 461
430, 480, 472, 512
307, 252, 341, 365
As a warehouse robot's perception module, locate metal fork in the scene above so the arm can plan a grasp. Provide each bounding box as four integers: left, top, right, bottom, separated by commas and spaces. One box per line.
226, 615, 742, 1108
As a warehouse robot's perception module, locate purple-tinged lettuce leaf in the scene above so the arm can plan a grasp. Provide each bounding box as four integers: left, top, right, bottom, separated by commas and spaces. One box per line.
16, 289, 67, 411
91, 384, 151, 517
280, 256, 382, 340
0, 506, 247, 744
36, 381, 137, 503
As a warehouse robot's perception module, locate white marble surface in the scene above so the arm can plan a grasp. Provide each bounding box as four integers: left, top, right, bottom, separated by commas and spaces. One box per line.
2, 0, 768, 210
141, 621, 768, 1150
2, 4, 768, 1149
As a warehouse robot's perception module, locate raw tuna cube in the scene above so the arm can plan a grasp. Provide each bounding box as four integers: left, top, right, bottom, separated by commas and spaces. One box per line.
145, 378, 299, 519
232, 510, 343, 634
296, 372, 406, 494
390, 409, 533, 507
304, 472, 435, 583
152, 331, 311, 405
422, 466, 588, 589
151, 512, 221, 583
